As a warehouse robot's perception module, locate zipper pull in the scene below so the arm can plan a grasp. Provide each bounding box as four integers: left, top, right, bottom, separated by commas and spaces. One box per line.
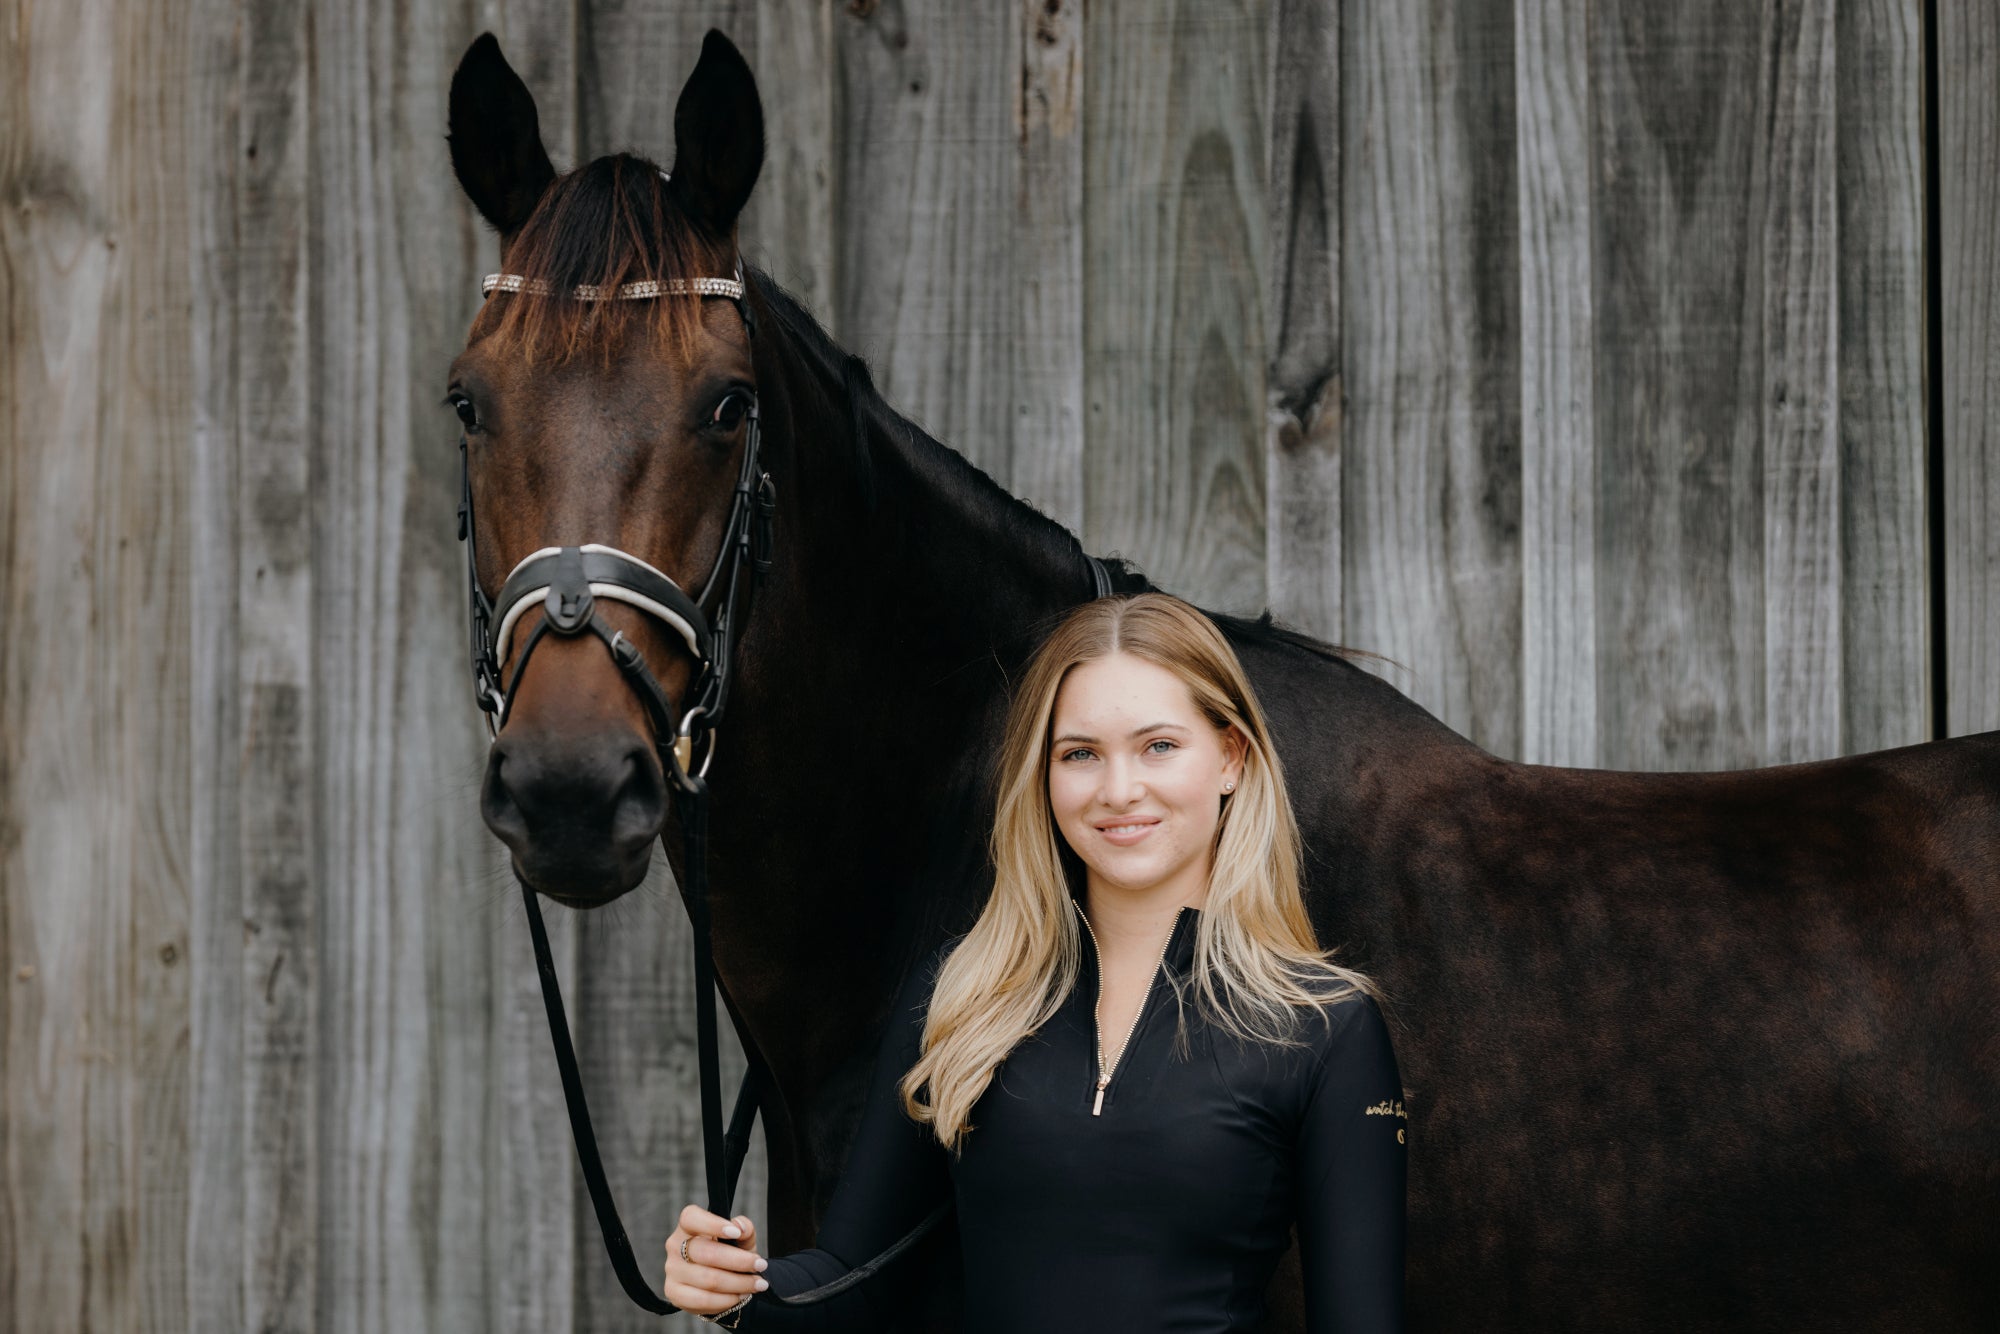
1092, 1077, 1107, 1116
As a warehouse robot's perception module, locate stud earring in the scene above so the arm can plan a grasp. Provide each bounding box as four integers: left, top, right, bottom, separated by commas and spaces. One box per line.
1223, 781, 1235, 793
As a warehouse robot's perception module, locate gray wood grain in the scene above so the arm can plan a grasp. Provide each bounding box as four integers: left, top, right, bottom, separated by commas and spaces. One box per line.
1516, 0, 1597, 767
1834, 0, 1927, 754
746, 0, 837, 318
1943, 2, 2000, 736
835, 0, 1021, 481
0, 2, 203, 1329
1084, 0, 1269, 614
107, 5, 199, 1329
1342, 0, 1521, 756
236, 0, 319, 1329
186, 2, 248, 1327
1591, 0, 1764, 771
1264, 0, 1342, 643
309, 1, 518, 1328
1758, 0, 1841, 764
0, 11, 91, 1322
1012, 0, 1087, 532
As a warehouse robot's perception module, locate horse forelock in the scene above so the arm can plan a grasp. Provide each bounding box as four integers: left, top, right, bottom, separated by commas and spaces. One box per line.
477, 152, 736, 366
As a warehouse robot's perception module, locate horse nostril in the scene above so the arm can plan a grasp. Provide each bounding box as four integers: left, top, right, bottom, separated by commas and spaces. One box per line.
481, 746, 529, 846
609, 746, 668, 852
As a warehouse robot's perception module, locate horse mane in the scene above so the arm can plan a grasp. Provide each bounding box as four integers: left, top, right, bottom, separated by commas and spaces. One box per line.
748, 274, 1360, 670
481, 152, 735, 365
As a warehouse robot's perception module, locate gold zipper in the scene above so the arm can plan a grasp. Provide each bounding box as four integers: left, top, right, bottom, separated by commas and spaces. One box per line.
1076, 904, 1182, 1116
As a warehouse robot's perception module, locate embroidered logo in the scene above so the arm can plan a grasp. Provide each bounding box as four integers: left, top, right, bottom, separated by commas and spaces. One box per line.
1364, 1099, 1407, 1120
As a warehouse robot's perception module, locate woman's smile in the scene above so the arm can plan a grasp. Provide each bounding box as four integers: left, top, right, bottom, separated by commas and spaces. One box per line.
1094, 816, 1161, 845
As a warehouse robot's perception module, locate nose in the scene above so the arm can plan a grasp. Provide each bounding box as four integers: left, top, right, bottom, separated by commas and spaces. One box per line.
1097, 753, 1146, 809
482, 733, 668, 900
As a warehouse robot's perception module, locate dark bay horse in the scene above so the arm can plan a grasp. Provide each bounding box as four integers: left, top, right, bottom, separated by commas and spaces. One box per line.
444, 30, 2000, 1331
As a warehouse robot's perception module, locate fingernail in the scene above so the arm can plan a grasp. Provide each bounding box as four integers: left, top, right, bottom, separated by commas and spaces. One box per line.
721, 1225, 742, 1239
754, 1277, 769, 1292
754, 1257, 768, 1272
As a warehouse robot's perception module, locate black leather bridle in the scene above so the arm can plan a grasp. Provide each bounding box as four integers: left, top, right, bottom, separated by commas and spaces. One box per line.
459, 259, 1113, 1315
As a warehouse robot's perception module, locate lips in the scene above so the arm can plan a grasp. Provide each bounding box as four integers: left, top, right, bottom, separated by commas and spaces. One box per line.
1093, 817, 1160, 846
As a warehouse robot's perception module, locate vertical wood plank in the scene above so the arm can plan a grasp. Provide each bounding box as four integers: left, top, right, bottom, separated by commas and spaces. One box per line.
237, 0, 318, 1326
1516, 0, 1597, 767
310, 0, 528, 1328
834, 0, 1021, 481
112, 4, 198, 1330
1942, 2, 2000, 736
746, 0, 837, 317
573, 7, 765, 1330
1342, 0, 1521, 754
0, 6, 115, 1319
1012, 0, 1087, 532
1264, 0, 1341, 642
0, 0, 198, 1328
185, 0, 247, 1325
1834, 0, 1927, 753
1084, 0, 1269, 614
1591, 0, 1764, 771
1759, 0, 1841, 764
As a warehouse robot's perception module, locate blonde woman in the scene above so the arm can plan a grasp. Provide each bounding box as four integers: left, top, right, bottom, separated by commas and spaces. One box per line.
665, 593, 1407, 1331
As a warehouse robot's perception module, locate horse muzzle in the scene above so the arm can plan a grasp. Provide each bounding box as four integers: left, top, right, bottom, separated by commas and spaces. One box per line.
481, 731, 668, 902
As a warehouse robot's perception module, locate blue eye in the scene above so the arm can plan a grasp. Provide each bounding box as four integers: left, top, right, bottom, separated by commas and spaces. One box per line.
1147, 739, 1176, 754
1060, 748, 1094, 763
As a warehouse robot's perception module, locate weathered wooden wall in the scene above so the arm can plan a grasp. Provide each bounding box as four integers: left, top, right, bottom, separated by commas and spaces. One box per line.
0, 1, 1988, 1330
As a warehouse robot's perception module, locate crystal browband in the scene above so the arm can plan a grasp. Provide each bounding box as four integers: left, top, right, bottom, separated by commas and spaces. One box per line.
481, 272, 746, 302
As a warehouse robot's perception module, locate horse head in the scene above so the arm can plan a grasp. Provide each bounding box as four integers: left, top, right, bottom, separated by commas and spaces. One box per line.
444, 30, 768, 906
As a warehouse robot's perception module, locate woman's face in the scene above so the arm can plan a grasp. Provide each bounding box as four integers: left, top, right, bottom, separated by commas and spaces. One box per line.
1046, 651, 1245, 904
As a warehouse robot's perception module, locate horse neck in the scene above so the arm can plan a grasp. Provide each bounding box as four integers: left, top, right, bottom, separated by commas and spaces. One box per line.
755, 330, 1098, 698
704, 311, 1096, 942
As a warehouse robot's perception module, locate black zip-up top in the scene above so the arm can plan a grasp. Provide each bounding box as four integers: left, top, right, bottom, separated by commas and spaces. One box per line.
731, 901, 1407, 1332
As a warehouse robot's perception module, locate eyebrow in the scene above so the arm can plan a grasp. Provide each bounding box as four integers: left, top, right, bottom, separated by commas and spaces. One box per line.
1051, 721, 1191, 747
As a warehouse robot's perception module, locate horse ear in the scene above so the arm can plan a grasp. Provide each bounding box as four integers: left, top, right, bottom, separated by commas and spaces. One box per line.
667, 29, 765, 238
448, 33, 556, 240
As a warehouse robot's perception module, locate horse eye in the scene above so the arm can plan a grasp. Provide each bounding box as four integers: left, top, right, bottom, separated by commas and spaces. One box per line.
709, 392, 749, 432
450, 395, 479, 431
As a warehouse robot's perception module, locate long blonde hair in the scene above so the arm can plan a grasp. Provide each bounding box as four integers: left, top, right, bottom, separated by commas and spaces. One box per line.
900, 593, 1377, 1151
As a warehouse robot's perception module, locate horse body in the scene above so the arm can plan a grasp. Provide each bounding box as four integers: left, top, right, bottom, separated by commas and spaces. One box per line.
700, 278, 2000, 1329
445, 30, 1999, 1328
1264, 657, 2000, 1325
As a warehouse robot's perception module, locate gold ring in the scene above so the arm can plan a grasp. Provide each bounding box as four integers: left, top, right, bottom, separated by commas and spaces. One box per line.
680, 1235, 695, 1264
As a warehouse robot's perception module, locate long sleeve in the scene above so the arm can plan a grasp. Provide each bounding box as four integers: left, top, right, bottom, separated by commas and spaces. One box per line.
730, 947, 955, 1332
1293, 992, 1408, 1333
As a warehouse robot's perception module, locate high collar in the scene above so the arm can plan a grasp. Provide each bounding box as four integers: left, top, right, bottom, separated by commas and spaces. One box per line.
1071, 896, 1201, 976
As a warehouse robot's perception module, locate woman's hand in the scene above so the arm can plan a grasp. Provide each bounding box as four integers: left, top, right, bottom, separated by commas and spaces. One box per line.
664, 1204, 769, 1315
